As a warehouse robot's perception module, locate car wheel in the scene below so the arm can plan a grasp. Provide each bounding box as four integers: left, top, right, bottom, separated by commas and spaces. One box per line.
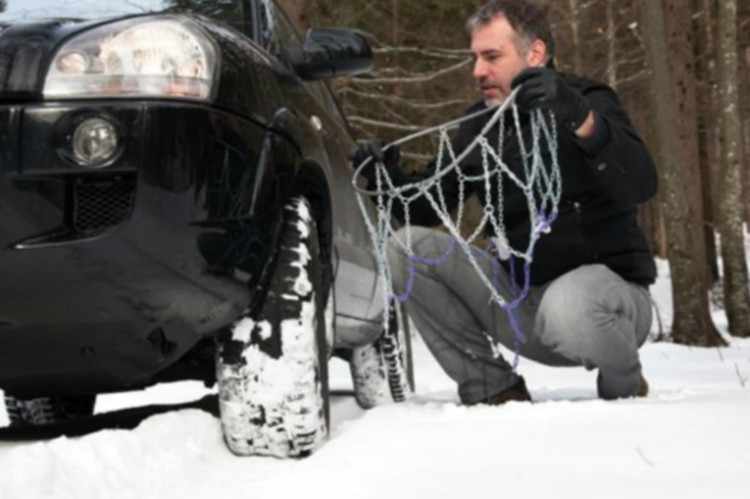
350, 301, 415, 409
216, 196, 329, 458
4, 394, 96, 426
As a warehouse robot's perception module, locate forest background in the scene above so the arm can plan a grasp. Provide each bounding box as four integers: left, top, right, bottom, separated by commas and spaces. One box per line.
279, 0, 750, 347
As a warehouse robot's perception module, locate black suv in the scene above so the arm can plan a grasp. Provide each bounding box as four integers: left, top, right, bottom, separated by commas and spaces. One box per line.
0, 0, 413, 457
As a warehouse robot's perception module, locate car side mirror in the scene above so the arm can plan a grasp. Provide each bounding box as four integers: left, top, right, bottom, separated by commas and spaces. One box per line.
290, 28, 373, 80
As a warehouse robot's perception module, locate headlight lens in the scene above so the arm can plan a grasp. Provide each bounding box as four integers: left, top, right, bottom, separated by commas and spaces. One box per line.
44, 18, 217, 100
72, 118, 119, 167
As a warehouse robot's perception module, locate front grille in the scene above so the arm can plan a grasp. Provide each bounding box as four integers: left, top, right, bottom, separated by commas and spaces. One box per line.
72, 175, 136, 234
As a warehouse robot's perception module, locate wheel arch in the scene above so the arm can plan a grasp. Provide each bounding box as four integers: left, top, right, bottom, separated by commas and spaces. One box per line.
266, 108, 336, 303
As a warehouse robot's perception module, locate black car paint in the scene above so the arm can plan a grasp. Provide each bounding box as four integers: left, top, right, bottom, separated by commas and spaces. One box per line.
0, 2, 380, 397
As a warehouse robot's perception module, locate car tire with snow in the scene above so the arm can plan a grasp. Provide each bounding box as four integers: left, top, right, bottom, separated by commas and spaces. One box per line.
4, 394, 96, 426
350, 302, 415, 409
216, 196, 329, 458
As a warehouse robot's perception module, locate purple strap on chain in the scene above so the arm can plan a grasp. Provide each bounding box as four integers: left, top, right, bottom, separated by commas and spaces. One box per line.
484, 245, 530, 369
391, 237, 459, 303
390, 210, 557, 371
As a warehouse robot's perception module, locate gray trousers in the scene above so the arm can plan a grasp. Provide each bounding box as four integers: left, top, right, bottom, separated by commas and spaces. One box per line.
387, 227, 653, 404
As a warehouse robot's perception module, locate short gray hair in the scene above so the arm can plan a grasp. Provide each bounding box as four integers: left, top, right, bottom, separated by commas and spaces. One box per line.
466, 0, 555, 64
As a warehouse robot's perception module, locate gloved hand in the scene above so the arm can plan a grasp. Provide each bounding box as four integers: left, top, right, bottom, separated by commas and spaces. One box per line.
351, 140, 403, 190
511, 67, 591, 133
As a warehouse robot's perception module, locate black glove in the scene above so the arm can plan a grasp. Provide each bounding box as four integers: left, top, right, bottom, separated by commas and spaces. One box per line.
351, 140, 403, 190
511, 67, 591, 133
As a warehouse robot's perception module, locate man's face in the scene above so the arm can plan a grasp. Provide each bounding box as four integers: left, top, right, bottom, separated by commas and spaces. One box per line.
471, 15, 540, 106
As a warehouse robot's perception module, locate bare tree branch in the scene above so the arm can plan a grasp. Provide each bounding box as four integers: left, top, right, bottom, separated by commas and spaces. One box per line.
402, 151, 433, 161
353, 58, 472, 84
347, 116, 423, 132
374, 45, 471, 60
340, 87, 469, 109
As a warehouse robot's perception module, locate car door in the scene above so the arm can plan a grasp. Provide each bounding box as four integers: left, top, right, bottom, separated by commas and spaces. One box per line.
306, 79, 385, 341
251, 0, 383, 338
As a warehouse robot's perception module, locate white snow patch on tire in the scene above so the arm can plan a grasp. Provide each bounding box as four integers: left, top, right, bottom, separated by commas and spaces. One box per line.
218, 197, 327, 458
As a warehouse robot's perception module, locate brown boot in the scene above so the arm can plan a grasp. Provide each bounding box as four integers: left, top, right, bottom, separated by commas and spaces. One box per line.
481, 377, 532, 405
637, 373, 649, 398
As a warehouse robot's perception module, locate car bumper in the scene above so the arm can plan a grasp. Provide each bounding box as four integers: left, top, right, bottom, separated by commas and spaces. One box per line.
0, 99, 274, 395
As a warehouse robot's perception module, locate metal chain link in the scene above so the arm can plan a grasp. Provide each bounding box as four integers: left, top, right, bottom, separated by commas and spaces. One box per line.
352, 90, 561, 358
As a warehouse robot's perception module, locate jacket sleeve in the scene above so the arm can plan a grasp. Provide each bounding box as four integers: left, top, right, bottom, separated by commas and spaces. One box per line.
574, 82, 658, 206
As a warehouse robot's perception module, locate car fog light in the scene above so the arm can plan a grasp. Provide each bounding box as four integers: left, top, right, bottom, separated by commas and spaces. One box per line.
72, 118, 119, 167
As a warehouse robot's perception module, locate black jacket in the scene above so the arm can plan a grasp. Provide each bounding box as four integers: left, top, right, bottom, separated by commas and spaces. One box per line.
395, 73, 658, 287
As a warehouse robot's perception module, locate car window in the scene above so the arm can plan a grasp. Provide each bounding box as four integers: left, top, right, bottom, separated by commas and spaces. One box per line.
311, 81, 350, 125
254, 1, 350, 127
0, 0, 250, 35
256, 0, 302, 59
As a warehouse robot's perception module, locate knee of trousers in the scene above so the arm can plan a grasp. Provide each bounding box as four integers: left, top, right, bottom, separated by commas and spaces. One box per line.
386, 226, 451, 288
534, 264, 643, 367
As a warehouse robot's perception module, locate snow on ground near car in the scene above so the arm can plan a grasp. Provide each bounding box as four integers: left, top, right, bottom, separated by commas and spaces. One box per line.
1, 259, 748, 499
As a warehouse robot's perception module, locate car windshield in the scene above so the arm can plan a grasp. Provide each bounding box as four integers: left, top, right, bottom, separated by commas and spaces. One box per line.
0, 0, 247, 32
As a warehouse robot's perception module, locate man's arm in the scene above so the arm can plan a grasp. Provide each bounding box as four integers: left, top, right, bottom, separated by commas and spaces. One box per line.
574, 83, 658, 206
511, 68, 658, 207
388, 156, 467, 228
361, 106, 486, 228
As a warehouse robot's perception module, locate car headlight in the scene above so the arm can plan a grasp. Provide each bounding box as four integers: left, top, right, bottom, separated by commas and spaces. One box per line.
44, 17, 217, 100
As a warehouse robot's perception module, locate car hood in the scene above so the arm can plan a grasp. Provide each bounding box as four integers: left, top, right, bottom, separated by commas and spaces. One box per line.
0, 17, 123, 99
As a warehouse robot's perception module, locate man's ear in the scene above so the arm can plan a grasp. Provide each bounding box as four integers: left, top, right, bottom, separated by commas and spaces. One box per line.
526, 39, 548, 67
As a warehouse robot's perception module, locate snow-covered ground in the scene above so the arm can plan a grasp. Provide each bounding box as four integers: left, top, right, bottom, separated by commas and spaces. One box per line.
1, 259, 748, 499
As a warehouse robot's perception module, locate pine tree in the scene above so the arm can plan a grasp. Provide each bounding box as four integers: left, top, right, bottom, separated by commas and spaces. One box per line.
639, 0, 725, 346
716, 0, 750, 337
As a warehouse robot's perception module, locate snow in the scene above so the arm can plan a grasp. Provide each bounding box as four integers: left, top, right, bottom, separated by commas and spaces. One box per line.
1, 258, 749, 499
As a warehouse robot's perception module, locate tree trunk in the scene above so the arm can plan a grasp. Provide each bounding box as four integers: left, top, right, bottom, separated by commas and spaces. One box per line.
745, 56, 750, 223
716, 0, 750, 337
738, 3, 750, 222
664, 0, 713, 293
692, 0, 720, 284
568, 0, 583, 74
639, 0, 725, 346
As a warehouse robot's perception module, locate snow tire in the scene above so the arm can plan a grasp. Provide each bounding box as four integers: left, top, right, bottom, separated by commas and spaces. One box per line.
216, 197, 329, 458
350, 302, 415, 409
4, 394, 96, 427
